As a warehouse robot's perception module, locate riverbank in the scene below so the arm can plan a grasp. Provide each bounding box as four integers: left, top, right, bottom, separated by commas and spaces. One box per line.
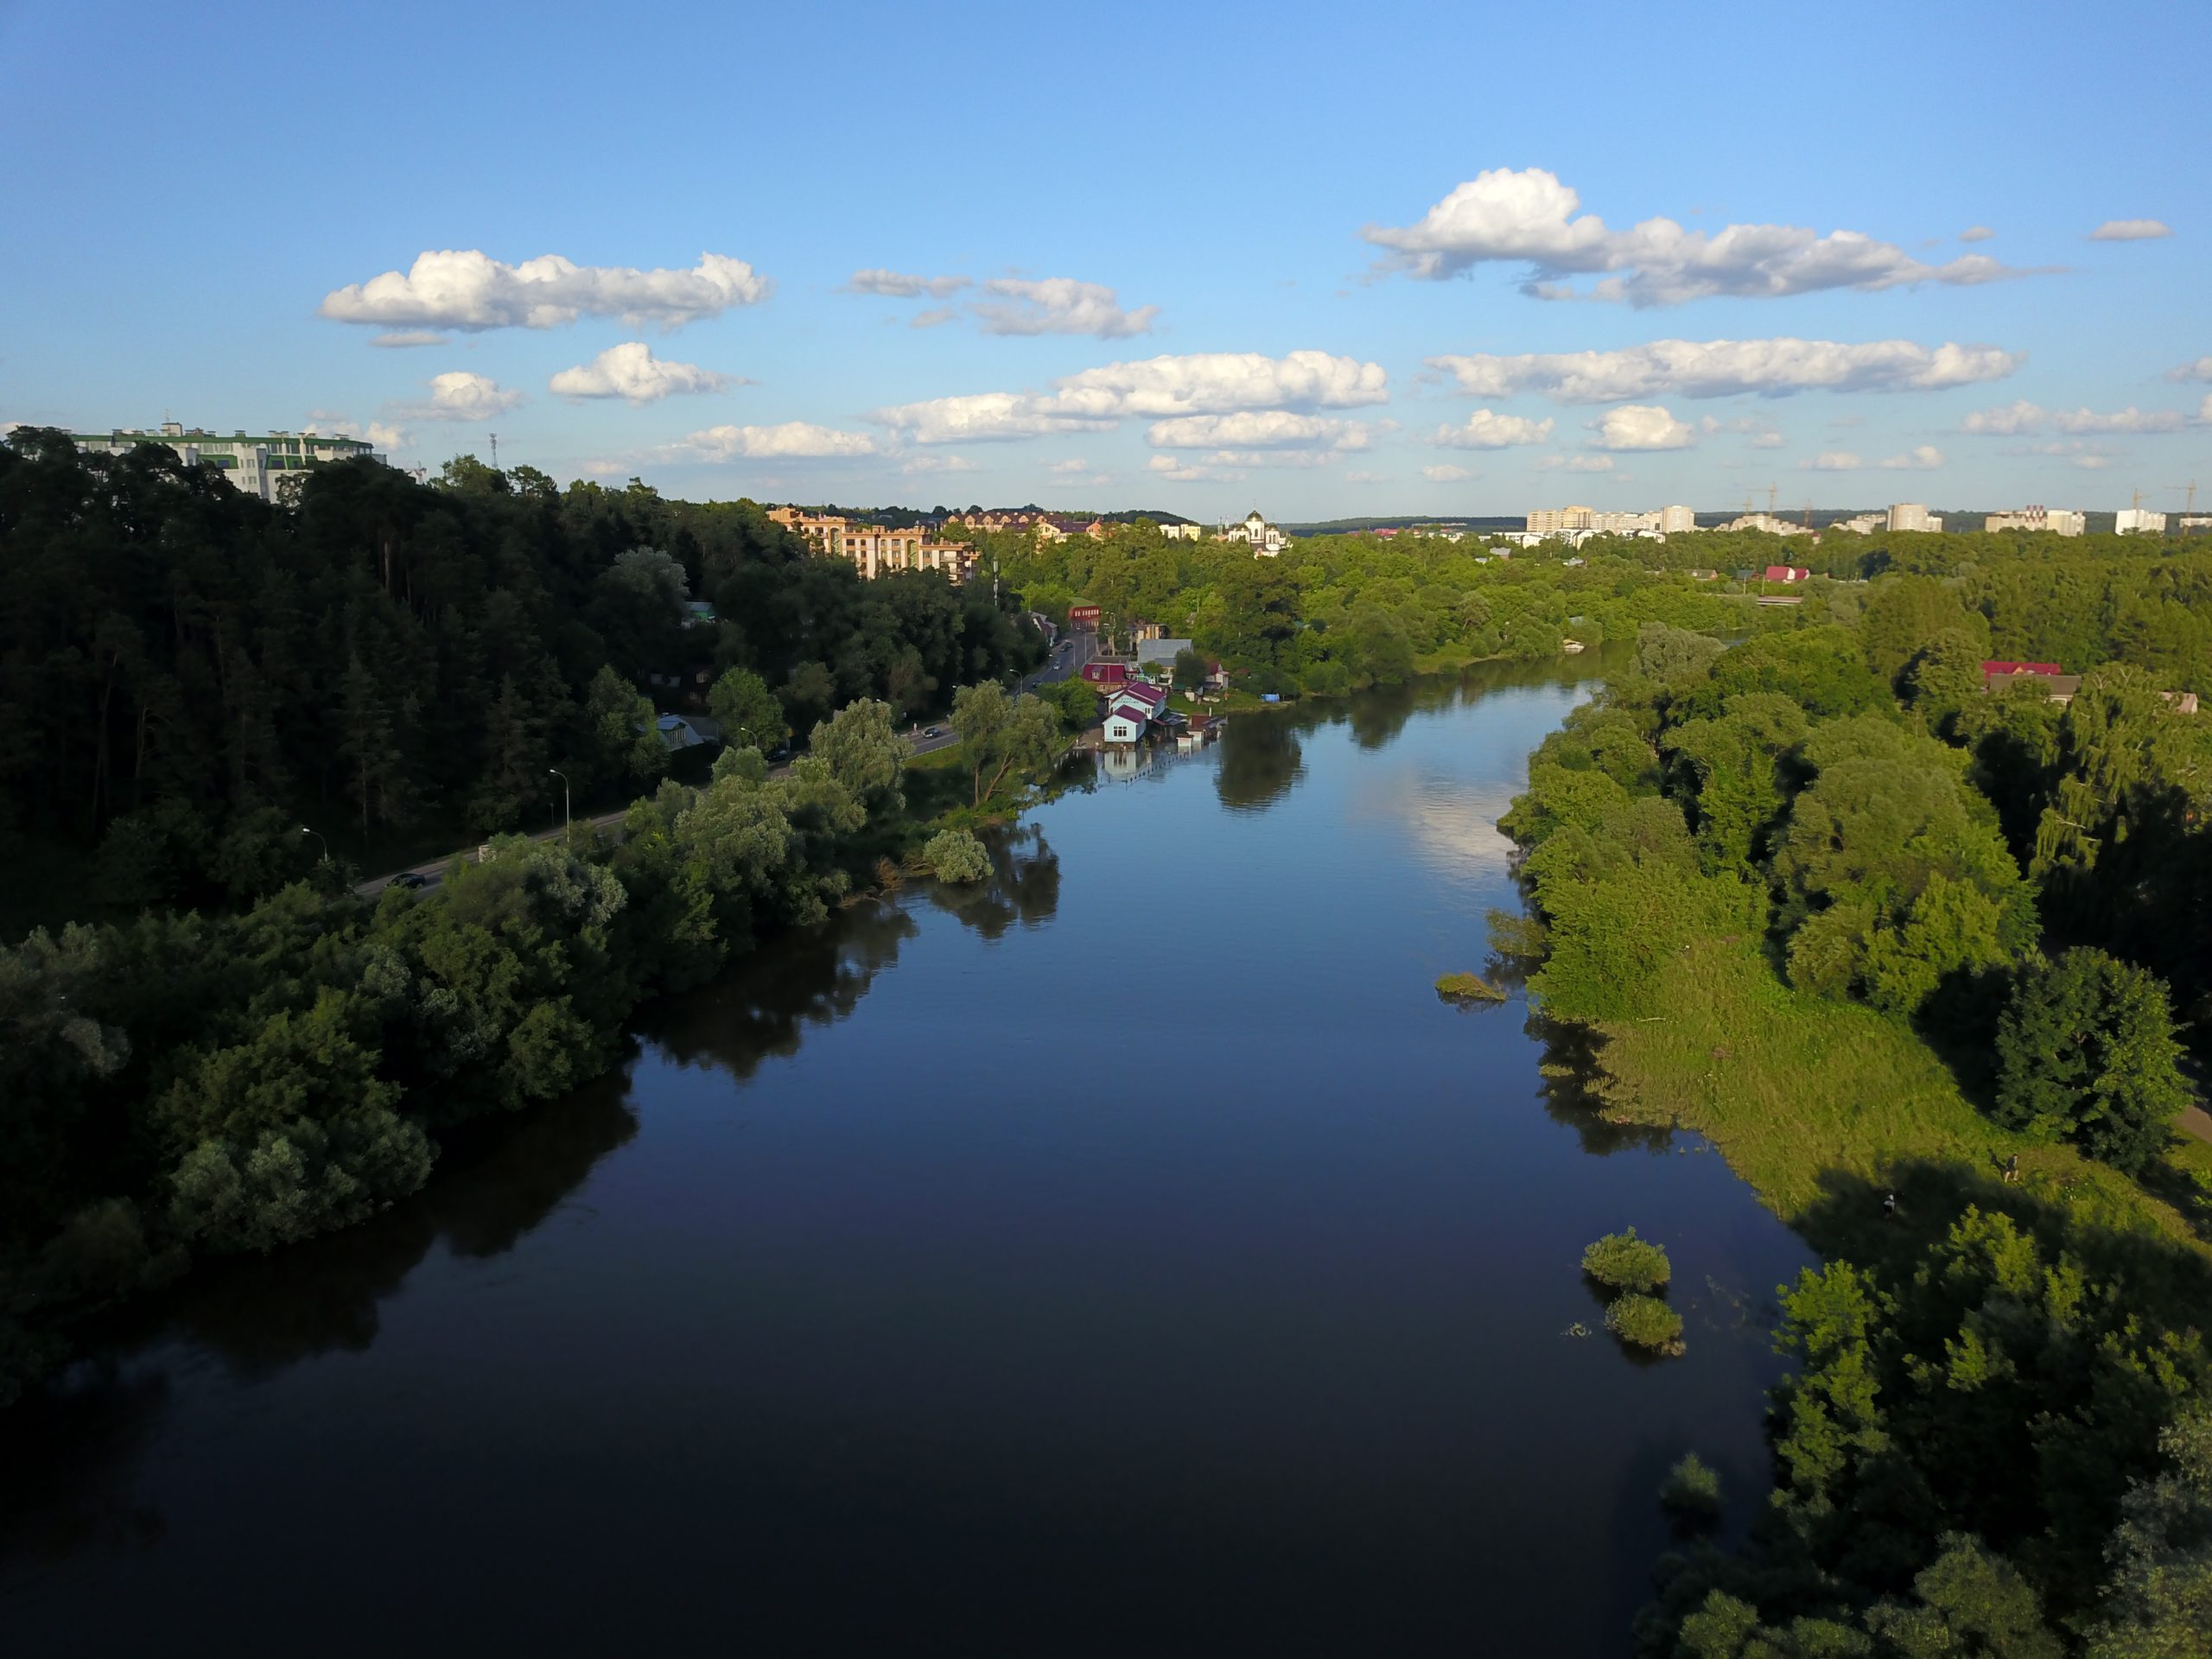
1559, 932, 2212, 1274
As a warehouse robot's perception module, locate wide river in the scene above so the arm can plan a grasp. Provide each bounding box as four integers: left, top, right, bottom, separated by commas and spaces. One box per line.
2, 664, 1814, 1656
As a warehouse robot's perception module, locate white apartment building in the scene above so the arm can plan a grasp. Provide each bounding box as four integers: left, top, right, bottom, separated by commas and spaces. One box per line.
2115, 508, 2168, 535
1528, 505, 1697, 537
1159, 522, 1205, 541
1985, 506, 2086, 536
1887, 503, 1945, 532
71, 423, 383, 501
1834, 512, 1886, 535
1717, 512, 1811, 537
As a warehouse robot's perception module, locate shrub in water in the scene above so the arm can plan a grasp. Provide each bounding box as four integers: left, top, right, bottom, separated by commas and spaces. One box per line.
925, 828, 992, 885
1582, 1226, 1671, 1294
1605, 1293, 1685, 1355
1660, 1452, 1722, 1528
1434, 970, 1506, 1003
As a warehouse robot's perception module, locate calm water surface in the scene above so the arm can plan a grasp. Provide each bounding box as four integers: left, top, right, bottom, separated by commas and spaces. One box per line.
1, 664, 1814, 1656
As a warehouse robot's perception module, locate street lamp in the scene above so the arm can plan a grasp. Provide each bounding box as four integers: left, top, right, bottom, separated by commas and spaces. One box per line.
547, 769, 571, 832
300, 825, 329, 864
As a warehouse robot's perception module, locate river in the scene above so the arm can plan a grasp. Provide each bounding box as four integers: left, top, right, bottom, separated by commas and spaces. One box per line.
0, 664, 1814, 1656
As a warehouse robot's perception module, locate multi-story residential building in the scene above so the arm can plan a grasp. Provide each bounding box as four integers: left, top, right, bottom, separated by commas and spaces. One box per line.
2115, 508, 2168, 535
767, 506, 978, 581
1833, 512, 1886, 535
1528, 505, 1694, 537
70, 422, 383, 501
1159, 522, 1205, 541
948, 510, 1042, 531
1985, 506, 2086, 536
1887, 503, 1944, 532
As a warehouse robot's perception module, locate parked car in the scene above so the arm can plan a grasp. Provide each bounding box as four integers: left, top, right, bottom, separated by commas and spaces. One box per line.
389, 872, 429, 890
923, 726, 942, 739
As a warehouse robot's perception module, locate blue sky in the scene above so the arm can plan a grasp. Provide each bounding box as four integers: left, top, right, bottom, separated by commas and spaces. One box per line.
3, 0, 2206, 519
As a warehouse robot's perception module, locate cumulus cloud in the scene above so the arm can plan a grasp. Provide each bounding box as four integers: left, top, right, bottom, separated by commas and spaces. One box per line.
305, 412, 407, 450
1363, 168, 2027, 304
1047, 459, 1092, 474
2074, 455, 2111, 469
970, 278, 1157, 339
1423, 464, 1471, 482
900, 453, 976, 475
321, 250, 768, 331
1590, 404, 1694, 451
1146, 410, 1368, 450
1146, 454, 1223, 483
1960, 226, 1995, 243
550, 341, 734, 405
371, 330, 448, 348
875, 350, 1389, 444
911, 307, 957, 328
1961, 400, 2189, 435
846, 269, 970, 298
1430, 337, 2023, 403
682, 422, 876, 461
1805, 451, 1863, 471
2165, 357, 2212, 383
2088, 219, 2171, 242
1879, 445, 1945, 470
1432, 408, 1554, 449
391, 372, 525, 422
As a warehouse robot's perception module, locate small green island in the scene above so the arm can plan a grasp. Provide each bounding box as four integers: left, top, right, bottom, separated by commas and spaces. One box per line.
1434, 970, 1508, 1006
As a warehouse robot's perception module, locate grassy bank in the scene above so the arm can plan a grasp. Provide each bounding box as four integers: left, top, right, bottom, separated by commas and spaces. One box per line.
1571, 935, 2212, 1264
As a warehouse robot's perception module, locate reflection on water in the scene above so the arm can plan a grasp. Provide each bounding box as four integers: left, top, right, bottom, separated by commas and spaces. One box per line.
0, 660, 1810, 1659
1531, 1014, 1679, 1158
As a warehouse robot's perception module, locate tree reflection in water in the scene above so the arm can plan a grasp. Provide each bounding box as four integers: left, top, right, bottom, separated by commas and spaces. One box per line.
924, 826, 1062, 941
1529, 1013, 1678, 1157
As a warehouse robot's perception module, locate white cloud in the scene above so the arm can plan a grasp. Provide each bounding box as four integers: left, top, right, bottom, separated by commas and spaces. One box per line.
1879, 445, 1944, 470
1344, 469, 1382, 484
321, 250, 768, 331
870, 391, 1118, 444
1146, 454, 1224, 483
2088, 219, 2172, 242
391, 372, 525, 422
1961, 400, 2190, 435
1047, 459, 1092, 474
370, 330, 448, 348
304, 412, 407, 450
1590, 404, 1694, 451
1537, 454, 1615, 474
1804, 451, 1863, 471
876, 350, 1389, 444
1423, 464, 1471, 482
1749, 430, 1787, 449
911, 307, 957, 328
1430, 337, 2023, 403
900, 453, 976, 475
846, 269, 970, 298
1199, 448, 1346, 470
549, 341, 734, 405
1146, 410, 1369, 450
1432, 408, 1554, 449
2168, 357, 2212, 383
682, 422, 877, 461
970, 278, 1157, 339
1960, 226, 1995, 243
1363, 167, 2027, 304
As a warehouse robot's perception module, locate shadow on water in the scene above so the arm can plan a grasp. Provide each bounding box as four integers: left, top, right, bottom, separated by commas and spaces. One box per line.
923, 825, 1062, 940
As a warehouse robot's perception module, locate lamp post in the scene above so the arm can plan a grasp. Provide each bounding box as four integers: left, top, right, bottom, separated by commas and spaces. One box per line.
547, 768, 570, 833
300, 825, 329, 865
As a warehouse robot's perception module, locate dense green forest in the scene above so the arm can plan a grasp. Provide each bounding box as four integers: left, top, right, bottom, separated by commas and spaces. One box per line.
0, 429, 1039, 922
1498, 556, 2212, 1649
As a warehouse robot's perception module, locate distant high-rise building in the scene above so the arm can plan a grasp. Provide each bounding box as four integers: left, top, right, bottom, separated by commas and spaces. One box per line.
2115, 508, 2169, 535
69, 423, 383, 501
1887, 503, 1943, 532
1658, 505, 1697, 534
1985, 506, 2086, 536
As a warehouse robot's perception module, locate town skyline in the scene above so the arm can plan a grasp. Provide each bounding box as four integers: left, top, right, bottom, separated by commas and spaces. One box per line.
3, 1, 2207, 518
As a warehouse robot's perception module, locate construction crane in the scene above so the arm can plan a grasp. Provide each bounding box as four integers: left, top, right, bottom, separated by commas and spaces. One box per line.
1803, 500, 1815, 530
1767, 483, 1779, 513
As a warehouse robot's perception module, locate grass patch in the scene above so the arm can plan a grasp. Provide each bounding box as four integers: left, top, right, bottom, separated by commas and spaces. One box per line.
1580, 936, 2212, 1262
1435, 970, 1507, 1005
1582, 1227, 1671, 1293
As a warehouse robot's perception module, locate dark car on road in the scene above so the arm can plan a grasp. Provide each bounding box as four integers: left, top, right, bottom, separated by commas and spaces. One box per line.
389, 872, 429, 890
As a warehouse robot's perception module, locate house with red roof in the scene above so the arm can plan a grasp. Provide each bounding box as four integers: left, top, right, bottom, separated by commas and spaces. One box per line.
1081, 661, 1130, 689
1763, 565, 1811, 583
